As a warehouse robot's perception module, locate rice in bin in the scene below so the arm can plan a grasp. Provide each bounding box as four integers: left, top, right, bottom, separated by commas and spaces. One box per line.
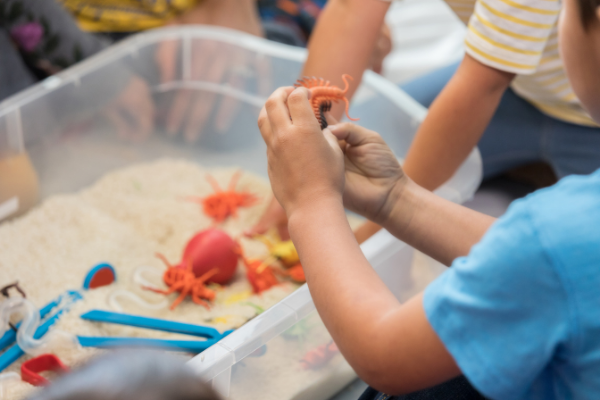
0, 159, 364, 399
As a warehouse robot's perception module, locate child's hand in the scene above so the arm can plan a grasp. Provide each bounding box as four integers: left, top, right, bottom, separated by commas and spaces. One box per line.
258, 87, 345, 219
328, 123, 407, 225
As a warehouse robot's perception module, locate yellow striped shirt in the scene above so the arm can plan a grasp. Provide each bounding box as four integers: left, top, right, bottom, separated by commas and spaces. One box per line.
59, 0, 201, 32
411, 0, 596, 126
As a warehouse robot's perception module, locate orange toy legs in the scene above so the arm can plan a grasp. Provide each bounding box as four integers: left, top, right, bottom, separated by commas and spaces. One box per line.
189, 171, 258, 224
143, 254, 218, 310
294, 74, 359, 129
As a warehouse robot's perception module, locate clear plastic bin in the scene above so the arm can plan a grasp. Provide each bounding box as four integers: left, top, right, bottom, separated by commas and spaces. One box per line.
0, 26, 481, 399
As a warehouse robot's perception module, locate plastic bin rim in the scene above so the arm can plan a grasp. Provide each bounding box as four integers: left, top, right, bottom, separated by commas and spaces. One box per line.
0, 26, 427, 124
0, 26, 305, 115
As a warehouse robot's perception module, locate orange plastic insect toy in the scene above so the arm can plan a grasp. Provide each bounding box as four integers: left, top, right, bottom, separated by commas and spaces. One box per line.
143, 254, 219, 310
252, 233, 306, 283
294, 74, 359, 129
241, 256, 280, 294
300, 341, 339, 370
274, 264, 305, 283
190, 171, 258, 224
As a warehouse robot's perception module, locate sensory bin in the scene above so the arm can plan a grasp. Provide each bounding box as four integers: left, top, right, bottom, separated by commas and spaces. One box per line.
0, 27, 481, 399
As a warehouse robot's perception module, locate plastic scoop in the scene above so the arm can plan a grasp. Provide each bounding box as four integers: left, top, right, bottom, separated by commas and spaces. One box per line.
21, 354, 69, 386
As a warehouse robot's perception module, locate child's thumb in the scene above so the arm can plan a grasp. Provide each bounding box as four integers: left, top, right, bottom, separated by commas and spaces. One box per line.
327, 123, 370, 146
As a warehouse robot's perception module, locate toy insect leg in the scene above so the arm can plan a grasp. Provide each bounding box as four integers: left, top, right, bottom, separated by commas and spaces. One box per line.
169, 288, 191, 310
343, 97, 359, 121
227, 170, 243, 191
142, 285, 179, 296
191, 295, 211, 310
205, 174, 223, 193
197, 268, 220, 284
155, 253, 176, 269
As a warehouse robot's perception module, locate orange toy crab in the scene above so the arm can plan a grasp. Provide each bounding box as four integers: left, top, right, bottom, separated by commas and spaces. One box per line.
189, 171, 258, 224
294, 74, 359, 129
143, 254, 219, 310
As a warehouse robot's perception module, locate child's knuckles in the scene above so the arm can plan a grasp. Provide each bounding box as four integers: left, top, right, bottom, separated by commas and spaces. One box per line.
264, 95, 283, 113
257, 111, 269, 131
365, 128, 384, 142
334, 122, 354, 132
288, 88, 309, 105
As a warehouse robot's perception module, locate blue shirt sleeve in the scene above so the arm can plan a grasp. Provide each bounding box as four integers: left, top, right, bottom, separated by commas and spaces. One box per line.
423, 198, 572, 400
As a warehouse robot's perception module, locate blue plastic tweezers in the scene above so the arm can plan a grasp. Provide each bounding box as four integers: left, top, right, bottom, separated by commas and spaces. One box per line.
77, 310, 233, 353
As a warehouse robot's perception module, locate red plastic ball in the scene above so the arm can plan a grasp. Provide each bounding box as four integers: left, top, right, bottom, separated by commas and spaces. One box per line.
180, 228, 239, 284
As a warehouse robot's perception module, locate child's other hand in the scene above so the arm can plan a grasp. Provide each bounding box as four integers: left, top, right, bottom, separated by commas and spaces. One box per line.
258, 87, 345, 218
328, 123, 406, 224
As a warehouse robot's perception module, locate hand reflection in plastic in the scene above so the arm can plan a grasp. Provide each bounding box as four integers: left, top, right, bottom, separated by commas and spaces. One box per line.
156, 37, 271, 143
155, 0, 268, 142
105, 76, 156, 142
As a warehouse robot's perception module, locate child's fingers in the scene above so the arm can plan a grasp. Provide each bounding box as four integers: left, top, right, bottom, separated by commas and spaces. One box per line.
328, 123, 382, 146
324, 112, 339, 127
257, 107, 273, 142
264, 87, 294, 131
287, 88, 320, 129
323, 129, 344, 154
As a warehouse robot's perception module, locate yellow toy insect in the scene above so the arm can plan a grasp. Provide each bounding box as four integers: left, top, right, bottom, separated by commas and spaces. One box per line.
256, 234, 298, 267
253, 232, 305, 283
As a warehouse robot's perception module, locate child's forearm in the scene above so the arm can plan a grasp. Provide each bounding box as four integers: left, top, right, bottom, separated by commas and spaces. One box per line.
288, 198, 460, 393
384, 180, 496, 266
403, 55, 515, 191
302, 0, 389, 119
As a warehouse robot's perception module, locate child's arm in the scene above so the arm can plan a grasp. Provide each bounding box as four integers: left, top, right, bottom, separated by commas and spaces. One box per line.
259, 87, 493, 393
260, 88, 458, 393
301, 0, 390, 119
403, 54, 515, 190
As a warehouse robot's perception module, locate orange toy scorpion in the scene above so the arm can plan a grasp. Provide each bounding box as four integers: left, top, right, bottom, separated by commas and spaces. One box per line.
143, 254, 219, 310
294, 74, 359, 129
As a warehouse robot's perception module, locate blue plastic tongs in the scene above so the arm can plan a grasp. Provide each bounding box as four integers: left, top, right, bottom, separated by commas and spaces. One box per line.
77, 310, 233, 353
0, 290, 83, 371
0, 263, 114, 372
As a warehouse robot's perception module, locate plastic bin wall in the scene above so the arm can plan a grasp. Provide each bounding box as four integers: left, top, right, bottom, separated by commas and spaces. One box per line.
0, 27, 482, 399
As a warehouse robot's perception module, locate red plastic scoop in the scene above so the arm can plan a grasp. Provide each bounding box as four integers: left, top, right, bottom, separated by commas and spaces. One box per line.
21, 354, 69, 386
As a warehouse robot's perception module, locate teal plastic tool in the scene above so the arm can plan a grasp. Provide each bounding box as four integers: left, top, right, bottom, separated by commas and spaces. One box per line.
0, 263, 116, 372
0, 290, 83, 371
77, 310, 233, 353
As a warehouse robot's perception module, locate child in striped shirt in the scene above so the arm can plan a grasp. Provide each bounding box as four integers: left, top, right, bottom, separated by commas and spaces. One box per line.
256, 0, 600, 397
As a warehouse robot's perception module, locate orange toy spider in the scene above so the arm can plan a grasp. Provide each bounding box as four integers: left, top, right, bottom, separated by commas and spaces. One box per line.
189, 171, 258, 224
294, 74, 359, 129
143, 254, 219, 310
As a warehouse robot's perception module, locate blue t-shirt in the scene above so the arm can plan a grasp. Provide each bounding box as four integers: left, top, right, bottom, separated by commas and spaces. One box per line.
424, 170, 600, 400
